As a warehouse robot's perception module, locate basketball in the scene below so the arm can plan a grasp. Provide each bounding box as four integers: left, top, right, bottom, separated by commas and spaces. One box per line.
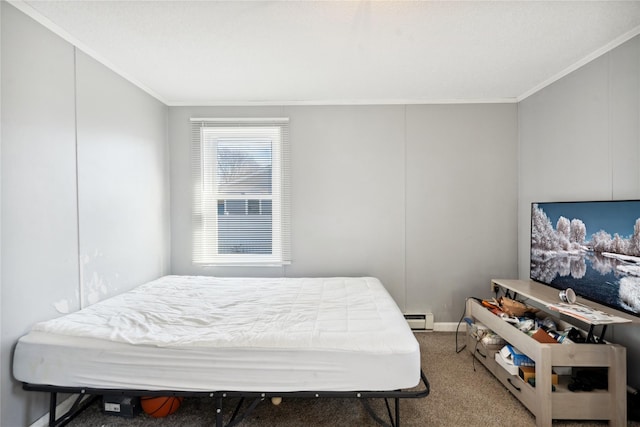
140, 396, 183, 417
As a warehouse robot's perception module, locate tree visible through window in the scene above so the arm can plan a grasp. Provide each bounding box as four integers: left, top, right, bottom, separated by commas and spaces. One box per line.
191, 119, 290, 265
214, 138, 272, 255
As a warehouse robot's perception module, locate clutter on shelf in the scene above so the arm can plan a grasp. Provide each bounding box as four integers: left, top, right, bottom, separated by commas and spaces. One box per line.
479, 297, 587, 345
499, 344, 534, 366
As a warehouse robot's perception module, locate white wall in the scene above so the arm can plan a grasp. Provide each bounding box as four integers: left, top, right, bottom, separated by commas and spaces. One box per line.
405, 104, 519, 320
169, 104, 518, 319
76, 51, 170, 306
286, 106, 408, 305
518, 34, 640, 388
0, 3, 170, 426
2, 4, 78, 425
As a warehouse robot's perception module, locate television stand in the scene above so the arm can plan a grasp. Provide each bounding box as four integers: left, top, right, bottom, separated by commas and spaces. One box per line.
466, 279, 638, 427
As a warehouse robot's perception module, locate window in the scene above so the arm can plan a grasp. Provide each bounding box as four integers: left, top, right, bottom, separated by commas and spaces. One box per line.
191, 118, 290, 265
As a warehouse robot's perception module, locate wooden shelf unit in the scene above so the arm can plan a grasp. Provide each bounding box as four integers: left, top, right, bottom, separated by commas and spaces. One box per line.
466, 279, 633, 427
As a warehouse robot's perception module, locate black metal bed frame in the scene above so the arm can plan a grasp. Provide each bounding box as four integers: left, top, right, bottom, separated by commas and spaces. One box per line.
24, 369, 429, 427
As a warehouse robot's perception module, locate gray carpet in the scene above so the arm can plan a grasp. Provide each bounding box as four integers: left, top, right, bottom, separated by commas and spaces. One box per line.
66, 332, 635, 426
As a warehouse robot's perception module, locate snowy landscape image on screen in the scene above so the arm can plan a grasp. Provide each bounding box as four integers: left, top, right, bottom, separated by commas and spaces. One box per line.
531, 201, 640, 315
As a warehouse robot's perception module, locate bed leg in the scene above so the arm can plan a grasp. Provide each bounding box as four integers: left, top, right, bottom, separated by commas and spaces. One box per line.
216, 396, 224, 427
384, 397, 400, 427
48, 392, 57, 427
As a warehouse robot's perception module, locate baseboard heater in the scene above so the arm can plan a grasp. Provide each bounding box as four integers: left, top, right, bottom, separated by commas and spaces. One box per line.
404, 313, 434, 330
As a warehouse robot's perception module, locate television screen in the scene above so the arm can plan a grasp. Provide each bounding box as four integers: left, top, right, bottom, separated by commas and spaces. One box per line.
530, 200, 640, 316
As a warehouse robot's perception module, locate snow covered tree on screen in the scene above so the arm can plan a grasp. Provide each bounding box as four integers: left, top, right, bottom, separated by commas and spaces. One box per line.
531, 204, 558, 251
531, 205, 586, 254
591, 230, 612, 253
556, 216, 570, 250
629, 219, 640, 256
612, 234, 629, 255
570, 219, 586, 246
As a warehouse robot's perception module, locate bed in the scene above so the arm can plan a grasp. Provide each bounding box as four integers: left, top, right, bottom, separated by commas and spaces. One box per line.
14, 275, 430, 426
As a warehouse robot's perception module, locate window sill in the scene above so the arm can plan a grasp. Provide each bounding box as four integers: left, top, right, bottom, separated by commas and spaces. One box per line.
195, 262, 291, 268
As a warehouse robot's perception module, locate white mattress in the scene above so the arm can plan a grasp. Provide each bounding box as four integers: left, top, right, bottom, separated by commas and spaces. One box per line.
13, 275, 420, 392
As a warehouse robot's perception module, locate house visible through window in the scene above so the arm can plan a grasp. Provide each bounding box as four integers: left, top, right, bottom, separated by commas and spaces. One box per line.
191, 118, 290, 265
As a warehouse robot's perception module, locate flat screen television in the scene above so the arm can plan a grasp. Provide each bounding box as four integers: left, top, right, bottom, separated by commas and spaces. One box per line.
530, 200, 640, 317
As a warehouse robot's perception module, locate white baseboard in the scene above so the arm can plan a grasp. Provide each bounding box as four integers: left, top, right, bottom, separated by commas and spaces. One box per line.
433, 322, 464, 332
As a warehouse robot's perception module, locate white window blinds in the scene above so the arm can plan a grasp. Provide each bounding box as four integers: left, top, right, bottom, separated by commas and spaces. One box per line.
191, 118, 291, 265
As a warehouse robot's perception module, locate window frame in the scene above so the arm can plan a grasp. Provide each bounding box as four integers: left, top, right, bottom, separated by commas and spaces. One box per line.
191, 118, 290, 266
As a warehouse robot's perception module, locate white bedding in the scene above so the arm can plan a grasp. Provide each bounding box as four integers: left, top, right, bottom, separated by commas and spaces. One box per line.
13, 275, 420, 392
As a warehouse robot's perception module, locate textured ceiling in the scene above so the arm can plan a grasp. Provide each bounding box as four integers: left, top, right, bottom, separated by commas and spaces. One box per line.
13, 1, 640, 105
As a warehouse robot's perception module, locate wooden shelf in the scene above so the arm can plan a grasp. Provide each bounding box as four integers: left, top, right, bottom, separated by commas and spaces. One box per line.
492, 279, 640, 325
466, 279, 627, 427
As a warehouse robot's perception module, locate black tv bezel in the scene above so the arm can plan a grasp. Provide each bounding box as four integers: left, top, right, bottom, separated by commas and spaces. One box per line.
529, 199, 640, 318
